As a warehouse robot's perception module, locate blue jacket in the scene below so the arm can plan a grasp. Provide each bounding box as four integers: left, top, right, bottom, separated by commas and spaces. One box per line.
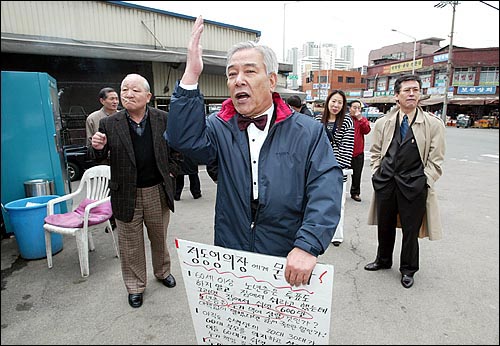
166, 83, 343, 258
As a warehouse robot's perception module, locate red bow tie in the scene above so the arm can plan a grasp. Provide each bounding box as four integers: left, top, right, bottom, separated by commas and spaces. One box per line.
237, 114, 268, 131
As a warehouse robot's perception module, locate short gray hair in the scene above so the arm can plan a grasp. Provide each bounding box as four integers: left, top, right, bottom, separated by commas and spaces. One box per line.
121, 73, 150, 92
226, 41, 278, 77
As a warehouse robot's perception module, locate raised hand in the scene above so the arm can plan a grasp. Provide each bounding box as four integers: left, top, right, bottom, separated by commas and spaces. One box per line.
181, 15, 204, 85
354, 109, 362, 120
91, 131, 107, 150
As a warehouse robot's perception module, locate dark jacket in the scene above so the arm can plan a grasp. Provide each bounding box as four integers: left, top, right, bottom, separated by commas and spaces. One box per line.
300, 104, 314, 117
179, 154, 199, 175
90, 106, 180, 222
166, 83, 343, 258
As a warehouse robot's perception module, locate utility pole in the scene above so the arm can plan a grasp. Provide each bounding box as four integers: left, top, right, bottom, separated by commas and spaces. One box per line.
435, 1, 458, 123
318, 43, 322, 101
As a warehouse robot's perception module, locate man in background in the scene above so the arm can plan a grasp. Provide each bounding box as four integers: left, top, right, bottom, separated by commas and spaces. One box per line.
85, 87, 119, 228
286, 95, 314, 117
349, 100, 371, 202
174, 153, 202, 201
86, 87, 119, 152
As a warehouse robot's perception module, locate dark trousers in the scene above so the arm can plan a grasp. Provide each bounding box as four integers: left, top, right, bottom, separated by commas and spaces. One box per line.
350, 153, 364, 196
375, 183, 427, 276
175, 174, 201, 198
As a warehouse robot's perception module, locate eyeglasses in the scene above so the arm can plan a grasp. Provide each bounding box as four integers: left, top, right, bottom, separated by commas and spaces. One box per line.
400, 87, 420, 94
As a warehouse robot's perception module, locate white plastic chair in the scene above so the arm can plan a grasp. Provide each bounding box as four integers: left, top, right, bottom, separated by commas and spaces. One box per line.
44, 165, 119, 277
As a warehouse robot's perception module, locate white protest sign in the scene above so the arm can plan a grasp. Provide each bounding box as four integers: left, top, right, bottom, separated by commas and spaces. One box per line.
175, 238, 334, 345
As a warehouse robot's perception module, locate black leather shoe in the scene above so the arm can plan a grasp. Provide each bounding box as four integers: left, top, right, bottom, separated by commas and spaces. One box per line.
332, 241, 341, 247
174, 195, 180, 201
364, 262, 391, 271
351, 194, 361, 202
192, 193, 202, 199
401, 274, 414, 288
161, 274, 176, 288
128, 293, 143, 308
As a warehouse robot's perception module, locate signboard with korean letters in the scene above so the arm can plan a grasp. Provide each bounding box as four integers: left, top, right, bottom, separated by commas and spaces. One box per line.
176, 239, 334, 345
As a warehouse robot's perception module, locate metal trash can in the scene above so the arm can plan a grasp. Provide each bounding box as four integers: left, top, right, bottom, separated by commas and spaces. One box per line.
24, 179, 55, 197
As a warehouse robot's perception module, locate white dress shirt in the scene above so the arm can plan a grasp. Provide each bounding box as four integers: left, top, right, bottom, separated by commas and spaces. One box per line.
246, 105, 273, 199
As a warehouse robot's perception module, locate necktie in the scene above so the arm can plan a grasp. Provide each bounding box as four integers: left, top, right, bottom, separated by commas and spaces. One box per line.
237, 114, 268, 131
401, 114, 409, 140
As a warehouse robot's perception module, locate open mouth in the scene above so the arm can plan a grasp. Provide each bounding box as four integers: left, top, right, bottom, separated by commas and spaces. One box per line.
235, 92, 250, 101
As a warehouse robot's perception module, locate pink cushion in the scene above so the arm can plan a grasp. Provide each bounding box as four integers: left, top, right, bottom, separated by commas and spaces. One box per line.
44, 198, 112, 228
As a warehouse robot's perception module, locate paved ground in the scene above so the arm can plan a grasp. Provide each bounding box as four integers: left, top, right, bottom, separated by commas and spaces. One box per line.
1, 127, 499, 345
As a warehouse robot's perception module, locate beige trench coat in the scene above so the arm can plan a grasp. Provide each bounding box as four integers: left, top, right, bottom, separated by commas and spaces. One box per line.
367, 106, 446, 240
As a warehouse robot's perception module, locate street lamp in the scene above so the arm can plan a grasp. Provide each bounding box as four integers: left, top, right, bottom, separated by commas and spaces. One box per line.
391, 29, 417, 74
435, 1, 458, 123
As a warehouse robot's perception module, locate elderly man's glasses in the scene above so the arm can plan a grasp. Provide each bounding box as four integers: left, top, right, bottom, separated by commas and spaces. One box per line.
401, 87, 420, 94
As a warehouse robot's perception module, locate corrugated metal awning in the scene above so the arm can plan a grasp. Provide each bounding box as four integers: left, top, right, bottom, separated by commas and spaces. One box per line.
450, 96, 499, 105
1, 33, 293, 75
419, 95, 445, 106
420, 95, 499, 106
1, 33, 224, 66
275, 86, 306, 100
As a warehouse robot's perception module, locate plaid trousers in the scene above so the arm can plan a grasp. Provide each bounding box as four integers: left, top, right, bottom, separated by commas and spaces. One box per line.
115, 184, 171, 294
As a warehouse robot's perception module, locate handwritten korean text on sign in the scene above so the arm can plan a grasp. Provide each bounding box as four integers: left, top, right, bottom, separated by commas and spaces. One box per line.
175, 239, 334, 345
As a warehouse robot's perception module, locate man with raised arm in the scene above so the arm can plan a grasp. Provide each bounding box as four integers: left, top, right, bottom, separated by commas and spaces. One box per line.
166, 16, 343, 287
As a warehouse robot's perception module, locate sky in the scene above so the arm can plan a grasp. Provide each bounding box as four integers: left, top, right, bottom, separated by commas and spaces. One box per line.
124, 1, 499, 67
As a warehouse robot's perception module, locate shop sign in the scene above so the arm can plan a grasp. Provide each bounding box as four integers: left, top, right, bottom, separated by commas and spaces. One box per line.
433, 54, 449, 63
347, 91, 362, 97
457, 86, 497, 95
363, 90, 374, 97
374, 90, 394, 97
428, 86, 446, 95
390, 59, 423, 73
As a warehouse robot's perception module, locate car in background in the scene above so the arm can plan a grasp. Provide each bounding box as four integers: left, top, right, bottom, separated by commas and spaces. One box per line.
362, 106, 384, 122
64, 145, 96, 181
474, 115, 499, 129
456, 114, 471, 128
206, 103, 222, 115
